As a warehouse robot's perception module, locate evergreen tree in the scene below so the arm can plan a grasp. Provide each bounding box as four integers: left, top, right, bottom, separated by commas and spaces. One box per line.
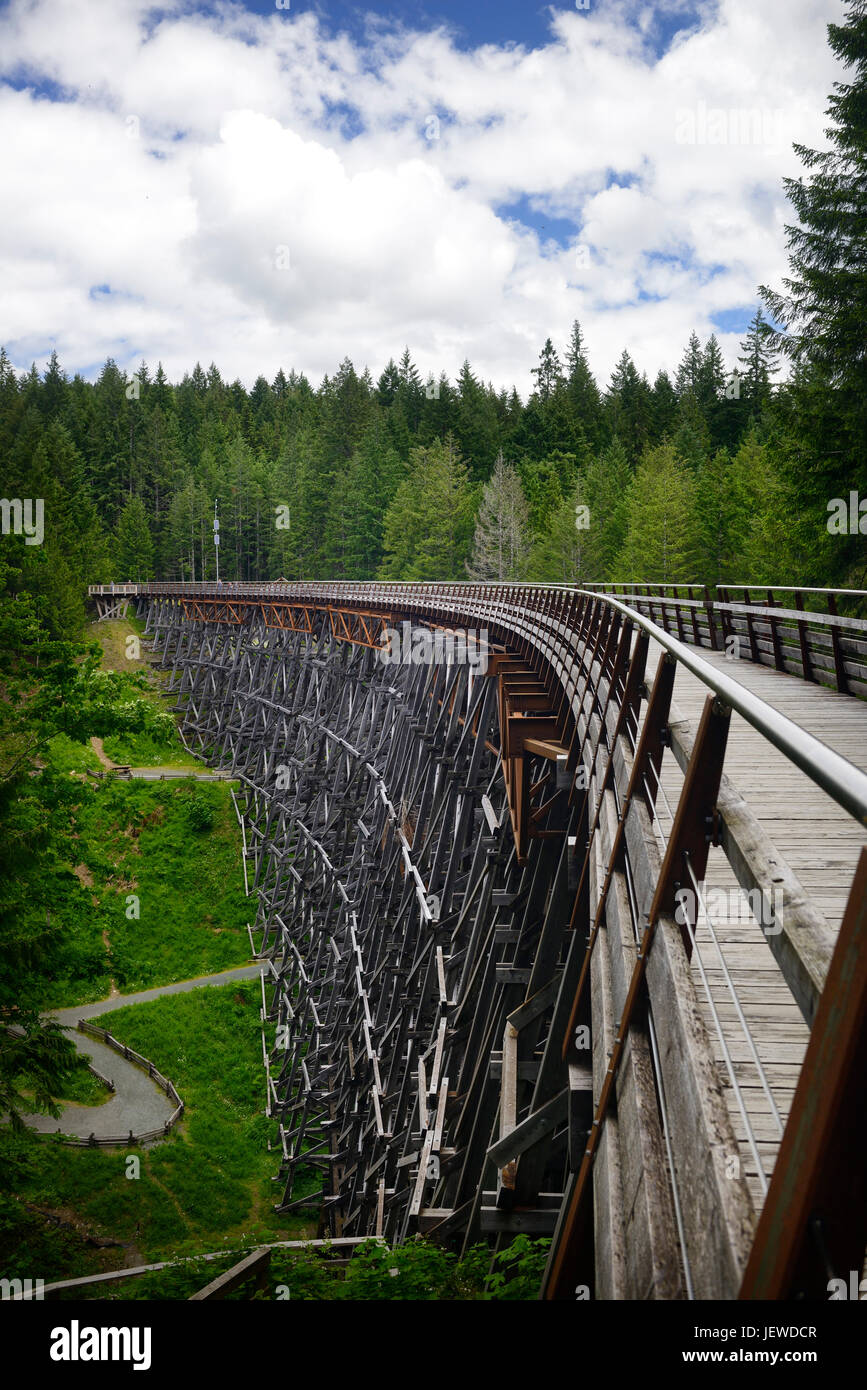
334, 421, 405, 579
728, 433, 812, 585
582, 438, 633, 579
86, 359, 130, 521
0, 286, 857, 610
760, 0, 867, 388
531, 337, 565, 403
377, 358, 401, 408
758, 0, 867, 584
695, 449, 735, 584
617, 442, 699, 581
605, 351, 652, 463
379, 437, 476, 580
529, 476, 593, 582
738, 308, 779, 413
41, 349, 68, 420
320, 357, 372, 464
453, 361, 501, 478
396, 348, 424, 433
467, 451, 532, 580
699, 334, 728, 448
674, 391, 711, 469
564, 322, 602, 433
0, 349, 22, 463
650, 369, 679, 441
699, 335, 727, 411
675, 331, 704, 397
516, 455, 565, 534
114, 495, 155, 580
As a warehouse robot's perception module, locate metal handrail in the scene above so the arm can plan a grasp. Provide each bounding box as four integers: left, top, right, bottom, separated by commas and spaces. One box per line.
592, 593, 867, 827
92, 581, 867, 826
720, 585, 867, 597
89, 579, 867, 599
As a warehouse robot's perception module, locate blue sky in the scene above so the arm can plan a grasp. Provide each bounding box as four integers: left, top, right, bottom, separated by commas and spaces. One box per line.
0, 0, 841, 391
232, 0, 709, 59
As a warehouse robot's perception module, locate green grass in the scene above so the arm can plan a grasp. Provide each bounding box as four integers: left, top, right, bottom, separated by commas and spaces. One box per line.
45, 1235, 551, 1301
86, 616, 151, 679
0, 983, 310, 1289
100, 731, 202, 770
6, 613, 247, 1010
0, 617, 287, 1294
68, 779, 249, 998
19, 777, 250, 1010
43, 733, 101, 775
18, 1054, 112, 1109
86, 615, 199, 769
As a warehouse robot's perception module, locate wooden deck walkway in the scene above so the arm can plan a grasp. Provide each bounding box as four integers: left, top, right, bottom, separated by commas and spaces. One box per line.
649, 641, 867, 1212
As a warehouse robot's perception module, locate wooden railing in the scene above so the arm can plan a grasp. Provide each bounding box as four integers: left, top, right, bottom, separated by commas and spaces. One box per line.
57, 1020, 184, 1147
581, 583, 867, 697
90, 579, 867, 697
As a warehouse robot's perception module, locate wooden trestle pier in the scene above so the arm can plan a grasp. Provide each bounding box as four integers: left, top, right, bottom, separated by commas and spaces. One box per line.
89, 580, 867, 1300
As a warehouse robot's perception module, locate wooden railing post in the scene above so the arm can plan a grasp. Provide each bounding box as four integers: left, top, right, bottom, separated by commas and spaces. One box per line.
743, 587, 759, 663
794, 589, 814, 683
704, 584, 718, 650
766, 588, 785, 672
827, 593, 849, 693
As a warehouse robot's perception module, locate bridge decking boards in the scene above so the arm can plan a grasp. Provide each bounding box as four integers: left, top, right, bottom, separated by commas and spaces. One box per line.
650, 637, 867, 1212
89, 584, 867, 1301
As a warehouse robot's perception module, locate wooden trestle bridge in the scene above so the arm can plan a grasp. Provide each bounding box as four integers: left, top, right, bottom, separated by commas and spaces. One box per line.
89, 580, 867, 1300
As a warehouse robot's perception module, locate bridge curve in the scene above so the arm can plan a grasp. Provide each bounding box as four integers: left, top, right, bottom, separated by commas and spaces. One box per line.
89, 580, 867, 1301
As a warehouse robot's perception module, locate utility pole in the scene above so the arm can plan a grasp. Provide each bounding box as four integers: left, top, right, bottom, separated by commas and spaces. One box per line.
213, 498, 220, 584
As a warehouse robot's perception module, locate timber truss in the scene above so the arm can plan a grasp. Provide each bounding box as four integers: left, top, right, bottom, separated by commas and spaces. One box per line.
90, 581, 867, 1301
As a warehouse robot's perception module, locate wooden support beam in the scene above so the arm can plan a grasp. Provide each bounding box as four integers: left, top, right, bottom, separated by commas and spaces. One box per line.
189, 1247, 271, 1300
486, 1087, 567, 1169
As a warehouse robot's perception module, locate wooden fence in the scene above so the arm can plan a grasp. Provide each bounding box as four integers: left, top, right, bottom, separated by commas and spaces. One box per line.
583, 584, 867, 697
54, 1020, 184, 1148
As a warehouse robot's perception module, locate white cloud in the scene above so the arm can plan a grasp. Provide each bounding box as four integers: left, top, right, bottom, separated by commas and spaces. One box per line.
0, 0, 845, 393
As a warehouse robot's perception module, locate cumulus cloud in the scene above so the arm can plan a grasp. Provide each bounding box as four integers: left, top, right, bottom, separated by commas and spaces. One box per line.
0, 0, 844, 392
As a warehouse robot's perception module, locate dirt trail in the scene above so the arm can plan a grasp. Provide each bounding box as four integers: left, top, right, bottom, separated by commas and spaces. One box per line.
90, 737, 115, 769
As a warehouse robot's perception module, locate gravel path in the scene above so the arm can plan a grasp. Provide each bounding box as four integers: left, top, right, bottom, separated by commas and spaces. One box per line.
22, 964, 261, 1141
88, 735, 236, 780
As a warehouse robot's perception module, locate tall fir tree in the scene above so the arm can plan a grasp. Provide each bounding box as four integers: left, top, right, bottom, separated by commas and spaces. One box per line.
738, 308, 779, 414
617, 442, 699, 582
531, 337, 565, 403
564, 322, 602, 425
467, 451, 532, 580
529, 476, 592, 582
114, 495, 155, 580
379, 436, 476, 580
605, 350, 652, 464
582, 439, 633, 579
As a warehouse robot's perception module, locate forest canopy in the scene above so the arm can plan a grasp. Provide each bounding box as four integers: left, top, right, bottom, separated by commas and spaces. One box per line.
0, 301, 863, 631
